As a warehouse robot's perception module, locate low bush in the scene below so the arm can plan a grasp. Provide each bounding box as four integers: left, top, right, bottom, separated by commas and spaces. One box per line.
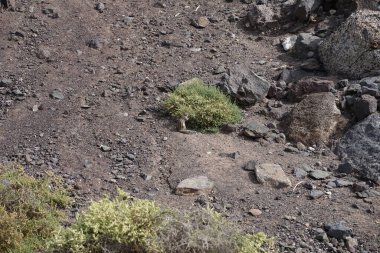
163, 78, 241, 132
49, 190, 275, 253
0, 165, 71, 253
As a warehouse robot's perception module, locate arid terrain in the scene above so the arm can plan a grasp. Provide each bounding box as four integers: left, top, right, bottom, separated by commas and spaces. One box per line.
0, 0, 379, 252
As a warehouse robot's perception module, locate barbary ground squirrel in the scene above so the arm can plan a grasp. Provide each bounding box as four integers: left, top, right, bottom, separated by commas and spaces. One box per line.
177, 113, 196, 134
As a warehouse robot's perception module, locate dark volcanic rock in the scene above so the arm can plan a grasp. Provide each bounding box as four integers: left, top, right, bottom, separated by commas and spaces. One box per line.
337, 113, 380, 183
218, 64, 270, 106
352, 94, 377, 121
319, 10, 380, 79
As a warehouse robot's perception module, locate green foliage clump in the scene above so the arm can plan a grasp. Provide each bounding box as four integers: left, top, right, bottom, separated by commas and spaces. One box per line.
163, 78, 241, 132
49, 189, 165, 253
49, 190, 276, 253
0, 165, 71, 253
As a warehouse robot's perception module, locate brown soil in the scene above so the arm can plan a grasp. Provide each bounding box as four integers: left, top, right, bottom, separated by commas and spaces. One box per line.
0, 0, 379, 252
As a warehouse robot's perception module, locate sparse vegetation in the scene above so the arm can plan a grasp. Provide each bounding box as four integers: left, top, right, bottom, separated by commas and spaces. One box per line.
0, 165, 71, 253
49, 190, 275, 253
0, 166, 274, 253
163, 78, 241, 132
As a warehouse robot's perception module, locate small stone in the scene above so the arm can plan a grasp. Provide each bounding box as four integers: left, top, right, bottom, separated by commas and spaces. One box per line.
32, 105, 39, 112
309, 190, 324, 199
243, 160, 257, 171
176, 176, 214, 196
192, 16, 209, 28
50, 90, 64, 100
309, 170, 331, 180
293, 167, 308, 178
36, 48, 51, 60
249, 208, 262, 216
284, 146, 300, 153
96, 3, 105, 12
282, 35, 297, 51
345, 237, 358, 253
88, 38, 104, 49
0, 78, 12, 87
315, 228, 329, 242
100, 145, 111, 152
296, 142, 307, 151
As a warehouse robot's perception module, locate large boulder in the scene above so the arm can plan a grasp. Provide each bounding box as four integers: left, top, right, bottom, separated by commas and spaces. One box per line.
283, 92, 342, 145
337, 113, 380, 183
218, 65, 270, 106
319, 10, 380, 79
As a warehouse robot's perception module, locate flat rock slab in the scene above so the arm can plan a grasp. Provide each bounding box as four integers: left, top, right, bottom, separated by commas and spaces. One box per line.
254, 163, 292, 188
309, 170, 331, 180
243, 122, 270, 138
175, 176, 214, 196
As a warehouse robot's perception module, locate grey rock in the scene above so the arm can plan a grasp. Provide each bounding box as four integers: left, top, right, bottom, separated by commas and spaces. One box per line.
243, 160, 257, 171
337, 113, 380, 182
294, 33, 322, 59
88, 38, 105, 49
0, 78, 12, 87
279, 68, 313, 84
96, 3, 105, 12
191, 16, 209, 28
345, 83, 362, 96
315, 228, 329, 242
282, 35, 297, 51
335, 179, 353, 187
242, 122, 270, 138
293, 167, 308, 178
294, 0, 321, 21
218, 65, 270, 106
247, 0, 295, 31
283, 93, 342, 145
100, 145, 111, 152
36, 47, 51, 60
284, 146, 300, 153
309, 190, 324, 199
50, 90, 64, 100
254, 163, 292, 188
319, 10, 380, 79
309, 170, 331, 180
353, 95, 377, 121
325, 222, 352, 240
176, 176, 214, 196
345, 237, 358, 253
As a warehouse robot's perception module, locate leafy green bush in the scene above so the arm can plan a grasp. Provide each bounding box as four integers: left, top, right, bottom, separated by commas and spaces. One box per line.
49, 190, 275, 253
0, 165, 71, 253
163, 78, 241, 132
49, 189, 165, 253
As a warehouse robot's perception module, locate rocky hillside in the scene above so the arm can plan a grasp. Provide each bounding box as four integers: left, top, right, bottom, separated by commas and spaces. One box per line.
0, 0, 379, 252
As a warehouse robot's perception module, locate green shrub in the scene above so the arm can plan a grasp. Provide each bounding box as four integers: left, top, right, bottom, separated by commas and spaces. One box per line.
163, 78, 241, 132
0, 165, 71, 253
49, 189, 166, 253
49, 191, 276, 253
